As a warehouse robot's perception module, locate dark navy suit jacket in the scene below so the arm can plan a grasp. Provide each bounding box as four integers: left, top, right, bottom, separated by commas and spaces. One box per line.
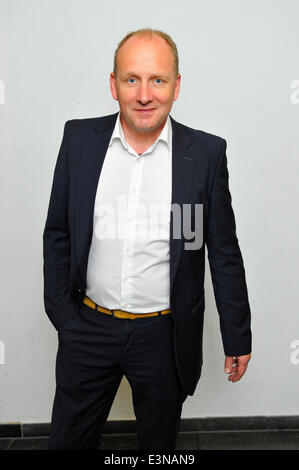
43, 112, 252, 396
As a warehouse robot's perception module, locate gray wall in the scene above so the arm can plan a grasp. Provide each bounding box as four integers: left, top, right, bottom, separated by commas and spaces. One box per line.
0, 0, 298, 423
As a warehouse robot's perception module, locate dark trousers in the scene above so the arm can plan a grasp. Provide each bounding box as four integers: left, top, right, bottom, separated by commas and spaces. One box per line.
48, 301, 188, 450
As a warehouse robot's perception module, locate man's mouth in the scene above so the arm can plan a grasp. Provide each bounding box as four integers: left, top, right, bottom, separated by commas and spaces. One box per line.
135, 108, 156, 115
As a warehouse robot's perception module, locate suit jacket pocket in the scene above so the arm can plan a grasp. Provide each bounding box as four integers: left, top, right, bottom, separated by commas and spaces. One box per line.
51, 291, 80, 331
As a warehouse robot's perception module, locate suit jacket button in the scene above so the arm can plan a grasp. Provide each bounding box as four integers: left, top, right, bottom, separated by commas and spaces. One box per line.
71, 288, 82, 299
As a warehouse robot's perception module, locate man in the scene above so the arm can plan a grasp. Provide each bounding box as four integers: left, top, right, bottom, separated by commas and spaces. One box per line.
43, 28, 252, 450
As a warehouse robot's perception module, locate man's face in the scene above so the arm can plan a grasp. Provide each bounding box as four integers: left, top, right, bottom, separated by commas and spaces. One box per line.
110, 34, 181, 137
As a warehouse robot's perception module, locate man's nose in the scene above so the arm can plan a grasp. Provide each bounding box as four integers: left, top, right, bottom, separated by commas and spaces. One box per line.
137, 81, 152, 104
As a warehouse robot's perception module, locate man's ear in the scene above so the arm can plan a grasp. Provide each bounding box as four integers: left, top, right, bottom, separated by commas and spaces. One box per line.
173, 73, 181, 102
110, 72, 118, 101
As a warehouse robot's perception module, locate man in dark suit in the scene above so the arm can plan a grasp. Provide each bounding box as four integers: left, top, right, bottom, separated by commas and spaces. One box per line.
43, 28, 252, 450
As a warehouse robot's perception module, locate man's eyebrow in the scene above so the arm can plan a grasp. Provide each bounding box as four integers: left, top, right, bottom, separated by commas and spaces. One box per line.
151, 74, 169, 80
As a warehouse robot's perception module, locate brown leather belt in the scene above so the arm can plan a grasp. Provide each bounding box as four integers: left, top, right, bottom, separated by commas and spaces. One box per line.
83, 296, 171, 319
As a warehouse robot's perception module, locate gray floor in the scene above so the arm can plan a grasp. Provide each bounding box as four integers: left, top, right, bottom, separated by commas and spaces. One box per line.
1, 429, 299, 450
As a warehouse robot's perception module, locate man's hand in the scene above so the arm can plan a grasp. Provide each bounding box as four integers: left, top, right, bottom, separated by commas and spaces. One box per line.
224, 354, 251, 382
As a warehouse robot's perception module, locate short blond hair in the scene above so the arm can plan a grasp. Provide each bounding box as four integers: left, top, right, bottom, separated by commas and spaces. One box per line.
113, 28, 179, 77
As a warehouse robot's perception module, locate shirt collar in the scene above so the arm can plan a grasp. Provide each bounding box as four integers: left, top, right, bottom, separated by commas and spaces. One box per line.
108, 112, 171, 152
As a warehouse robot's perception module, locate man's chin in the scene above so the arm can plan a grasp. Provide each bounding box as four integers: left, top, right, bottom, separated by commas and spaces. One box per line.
132, 118, 166, 134
121, 112, 167, 135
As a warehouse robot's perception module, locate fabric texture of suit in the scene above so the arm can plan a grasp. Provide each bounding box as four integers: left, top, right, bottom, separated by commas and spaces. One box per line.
43, 112, 252, 397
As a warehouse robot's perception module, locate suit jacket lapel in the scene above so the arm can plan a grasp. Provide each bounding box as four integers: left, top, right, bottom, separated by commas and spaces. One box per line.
169, 116, 195, 295
75, 113, 118, 284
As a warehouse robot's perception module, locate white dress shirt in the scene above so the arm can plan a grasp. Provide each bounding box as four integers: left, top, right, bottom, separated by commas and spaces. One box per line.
85, 112, 172, 313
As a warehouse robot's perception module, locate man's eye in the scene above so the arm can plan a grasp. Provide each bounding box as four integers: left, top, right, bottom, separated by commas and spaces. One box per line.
128, 78, 136, 84
154, 78, 163, 84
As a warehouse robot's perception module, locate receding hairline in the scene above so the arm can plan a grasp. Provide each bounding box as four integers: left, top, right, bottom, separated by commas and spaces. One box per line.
113, 28, 179, 77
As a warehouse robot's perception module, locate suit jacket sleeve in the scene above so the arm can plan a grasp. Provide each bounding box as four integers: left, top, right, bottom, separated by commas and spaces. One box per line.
43, 121, 72, 329
206, 140, 252, 356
